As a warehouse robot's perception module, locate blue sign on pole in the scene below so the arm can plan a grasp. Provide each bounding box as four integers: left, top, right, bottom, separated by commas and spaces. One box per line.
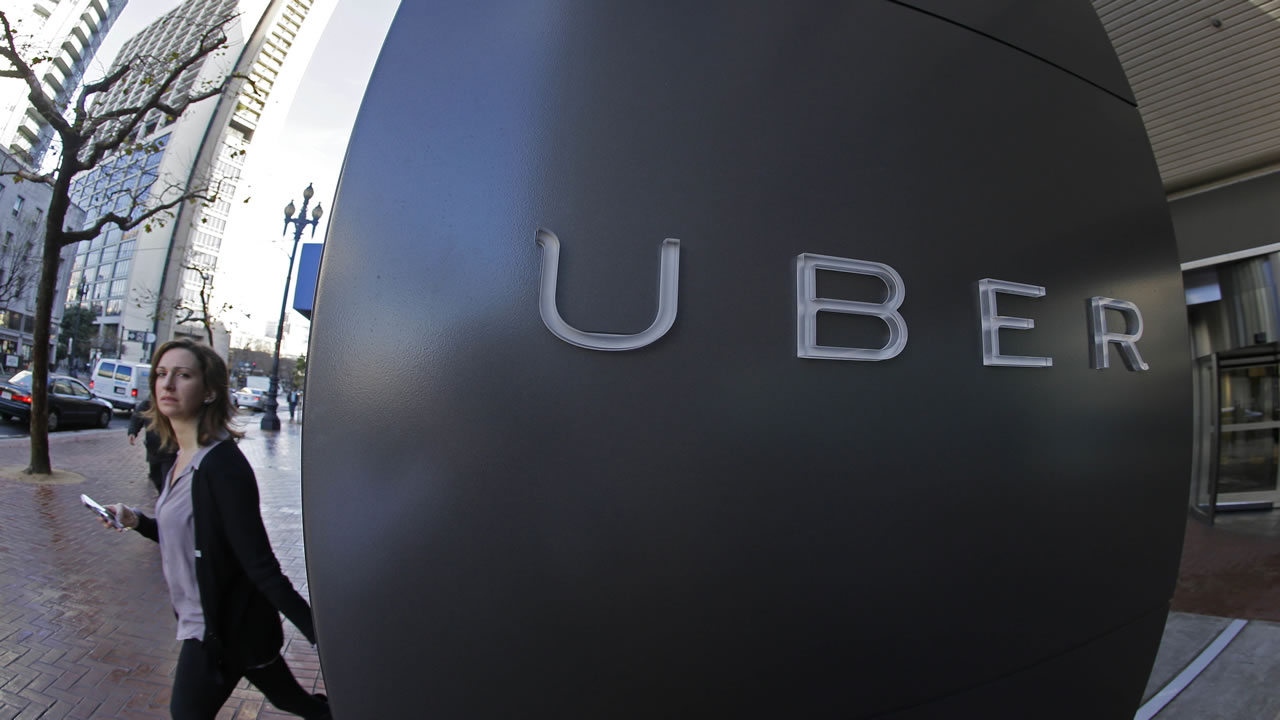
292, 243, 323, 320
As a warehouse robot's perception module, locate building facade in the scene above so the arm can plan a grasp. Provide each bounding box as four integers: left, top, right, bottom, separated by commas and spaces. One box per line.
0, 148, 82, 372
0, 0, 126, 168
1093, 1, 1280, 520
66, 0, 315, 362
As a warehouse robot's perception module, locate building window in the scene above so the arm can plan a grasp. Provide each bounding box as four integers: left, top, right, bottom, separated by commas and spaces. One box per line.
12, 196, 23, 216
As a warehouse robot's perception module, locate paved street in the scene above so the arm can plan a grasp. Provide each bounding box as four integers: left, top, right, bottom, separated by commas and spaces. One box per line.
3, 411, 1280, 717
0, 419, 320, 719
0, 415, 131, 440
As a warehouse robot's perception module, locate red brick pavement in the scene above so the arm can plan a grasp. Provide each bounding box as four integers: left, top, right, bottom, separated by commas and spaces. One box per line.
0, 419, 323, 719
1172, 513, 1280, 622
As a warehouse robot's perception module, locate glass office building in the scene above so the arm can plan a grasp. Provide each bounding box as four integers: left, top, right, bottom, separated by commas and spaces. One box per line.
66, 0, 314, 360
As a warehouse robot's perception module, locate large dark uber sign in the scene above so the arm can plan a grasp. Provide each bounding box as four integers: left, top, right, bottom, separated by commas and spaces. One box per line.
304, 2, 1191, 717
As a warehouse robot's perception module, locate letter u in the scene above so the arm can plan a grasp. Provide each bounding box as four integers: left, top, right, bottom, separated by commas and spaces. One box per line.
535, 228, 680, 351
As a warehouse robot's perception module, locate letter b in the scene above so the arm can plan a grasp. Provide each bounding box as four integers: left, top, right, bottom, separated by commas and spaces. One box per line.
796, 253, 907, 361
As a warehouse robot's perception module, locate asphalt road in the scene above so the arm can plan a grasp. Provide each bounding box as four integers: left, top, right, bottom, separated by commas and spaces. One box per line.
0, 408, 265, 438
0, 412, 129, 438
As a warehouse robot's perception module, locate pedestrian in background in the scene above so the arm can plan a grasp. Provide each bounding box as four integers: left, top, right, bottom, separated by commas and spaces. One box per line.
127, 396, 176, 493
101, 339, 330, 719
287, 389, 298, 422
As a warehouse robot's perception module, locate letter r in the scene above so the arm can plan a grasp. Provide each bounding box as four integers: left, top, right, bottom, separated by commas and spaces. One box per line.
1088, 296, 1150, 371
796, 253, 907, 361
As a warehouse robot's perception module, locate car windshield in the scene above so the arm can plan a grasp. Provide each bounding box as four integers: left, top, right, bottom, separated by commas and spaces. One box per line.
7, 371, 33, 388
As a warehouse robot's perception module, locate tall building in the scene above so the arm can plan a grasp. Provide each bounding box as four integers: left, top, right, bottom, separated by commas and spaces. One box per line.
0, 0, 127, 168
66, 0, 315, 361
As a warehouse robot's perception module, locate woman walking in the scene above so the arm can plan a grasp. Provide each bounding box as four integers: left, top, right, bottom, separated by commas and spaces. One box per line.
102, 339, 330, 719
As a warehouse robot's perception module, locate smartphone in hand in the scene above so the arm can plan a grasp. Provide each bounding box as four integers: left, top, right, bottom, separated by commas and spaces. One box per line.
81, 493, 123, 529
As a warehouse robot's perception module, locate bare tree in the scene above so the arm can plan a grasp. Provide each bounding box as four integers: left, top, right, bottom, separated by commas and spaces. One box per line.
0, 9, 244, 474
0, 209, 43, 308
129, 251, 243, 347
174, 259, 226, 345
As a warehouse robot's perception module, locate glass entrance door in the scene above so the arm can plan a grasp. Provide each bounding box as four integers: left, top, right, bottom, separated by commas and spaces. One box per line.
1189, 354, 1218, 523
1216, 355, 1280, 510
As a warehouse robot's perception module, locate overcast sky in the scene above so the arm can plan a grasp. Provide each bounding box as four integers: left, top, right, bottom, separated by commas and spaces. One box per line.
91, 0, 401, 355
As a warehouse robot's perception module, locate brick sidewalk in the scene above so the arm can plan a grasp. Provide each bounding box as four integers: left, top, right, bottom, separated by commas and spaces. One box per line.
0, 419, 322, 719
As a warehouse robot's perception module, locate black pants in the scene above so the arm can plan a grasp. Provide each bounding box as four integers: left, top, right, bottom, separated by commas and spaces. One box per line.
147, 461, 164, 493
171, 639, 330, 719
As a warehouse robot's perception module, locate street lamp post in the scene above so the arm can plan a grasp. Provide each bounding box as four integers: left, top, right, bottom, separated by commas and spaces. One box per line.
66, 276, 88, 376
261, 184, 322, 431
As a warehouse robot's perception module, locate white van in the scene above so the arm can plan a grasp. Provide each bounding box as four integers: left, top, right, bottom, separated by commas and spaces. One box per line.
89, 358, 151, 412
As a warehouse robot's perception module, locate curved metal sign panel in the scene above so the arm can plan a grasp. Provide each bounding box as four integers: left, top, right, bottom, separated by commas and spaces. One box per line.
304, 2, 1191, 717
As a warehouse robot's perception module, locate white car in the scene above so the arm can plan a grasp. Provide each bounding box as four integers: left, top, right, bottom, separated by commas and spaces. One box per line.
233, 387, 268, 411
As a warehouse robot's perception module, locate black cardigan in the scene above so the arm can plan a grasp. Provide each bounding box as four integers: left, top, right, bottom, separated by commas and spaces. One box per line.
135, 439, 315, 669
126, 400, 177, 466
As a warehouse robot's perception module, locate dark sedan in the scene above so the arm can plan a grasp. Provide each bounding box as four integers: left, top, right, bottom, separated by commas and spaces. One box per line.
0, 371, 114, 431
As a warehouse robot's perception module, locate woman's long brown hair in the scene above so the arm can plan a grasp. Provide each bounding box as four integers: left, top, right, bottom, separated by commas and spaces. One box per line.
141, 339, 243, 450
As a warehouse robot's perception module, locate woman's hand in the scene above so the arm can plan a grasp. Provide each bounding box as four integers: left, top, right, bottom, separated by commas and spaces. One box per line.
104, 503, 138, 531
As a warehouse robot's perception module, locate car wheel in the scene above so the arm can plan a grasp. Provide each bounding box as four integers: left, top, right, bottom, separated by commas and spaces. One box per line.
47, 409, 60, 432
98, 409, 111, 428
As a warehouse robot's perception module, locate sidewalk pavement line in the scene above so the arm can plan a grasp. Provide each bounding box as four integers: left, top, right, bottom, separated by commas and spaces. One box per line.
1134, 618, 1248, 720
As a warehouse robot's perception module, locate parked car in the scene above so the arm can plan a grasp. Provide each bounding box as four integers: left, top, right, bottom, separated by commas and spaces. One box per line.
89, 358, 151, 412
0, 371, 114, 431
233, 387, 268, 411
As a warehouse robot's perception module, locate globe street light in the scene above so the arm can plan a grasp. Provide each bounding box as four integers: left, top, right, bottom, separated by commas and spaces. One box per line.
261, 183, 322, 430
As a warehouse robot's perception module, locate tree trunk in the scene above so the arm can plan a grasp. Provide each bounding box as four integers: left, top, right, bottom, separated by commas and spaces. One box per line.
26, 234, 61, 474
26, 153, 78, 475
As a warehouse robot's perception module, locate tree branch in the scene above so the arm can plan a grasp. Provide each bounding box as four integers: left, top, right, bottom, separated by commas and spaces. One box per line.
73, 60, 134, 124
59, 183, 222, 246
83, 18, 237, 165
0, 153, 53, 186
0, 12, 75, 138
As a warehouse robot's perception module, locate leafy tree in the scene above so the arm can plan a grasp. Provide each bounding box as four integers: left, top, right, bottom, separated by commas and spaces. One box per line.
56, 304, 97, 372
292, 353, 306, 389
0, 9, 241, 473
